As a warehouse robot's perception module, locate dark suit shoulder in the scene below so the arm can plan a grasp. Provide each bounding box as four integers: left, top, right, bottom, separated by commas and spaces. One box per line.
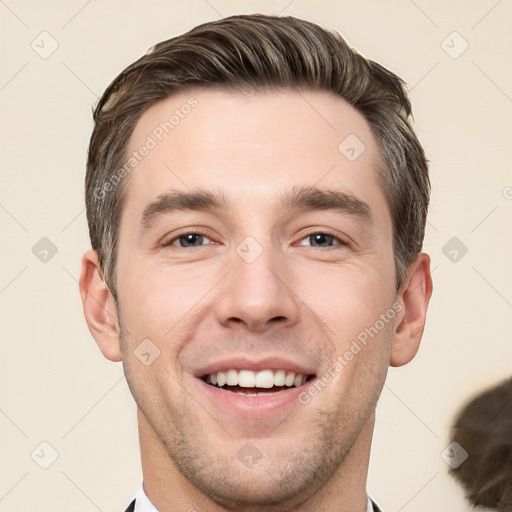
124, 496, 381, 511
372, 499, 383, 512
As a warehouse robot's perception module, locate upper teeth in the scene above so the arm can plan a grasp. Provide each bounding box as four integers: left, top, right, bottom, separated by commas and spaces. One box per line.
206, 369, 308, 388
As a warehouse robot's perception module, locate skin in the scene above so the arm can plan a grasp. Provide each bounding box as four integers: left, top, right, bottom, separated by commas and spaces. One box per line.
80, 89, 433, 512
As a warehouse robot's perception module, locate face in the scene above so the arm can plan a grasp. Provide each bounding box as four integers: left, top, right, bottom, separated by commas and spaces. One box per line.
114, 89, 398, 506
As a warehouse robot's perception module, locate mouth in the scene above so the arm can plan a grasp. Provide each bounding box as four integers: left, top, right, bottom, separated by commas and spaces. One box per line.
194, 356, 318, 416
201, 369, 316, 396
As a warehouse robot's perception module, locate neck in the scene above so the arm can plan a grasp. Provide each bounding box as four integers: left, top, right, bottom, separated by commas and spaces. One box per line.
138, 408, 374, 512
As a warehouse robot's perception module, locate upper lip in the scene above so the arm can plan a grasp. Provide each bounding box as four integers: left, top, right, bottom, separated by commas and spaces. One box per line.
194, 355, 318, 378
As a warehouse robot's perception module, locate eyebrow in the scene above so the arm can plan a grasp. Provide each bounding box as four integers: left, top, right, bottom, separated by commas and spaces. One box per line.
284, 185, 373, 224
139, 185, 373, 233
140, 189, 228, 232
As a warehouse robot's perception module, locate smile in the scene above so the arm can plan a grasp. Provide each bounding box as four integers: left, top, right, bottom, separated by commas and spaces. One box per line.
203, 369, 314, 396
194, 356, 318, 416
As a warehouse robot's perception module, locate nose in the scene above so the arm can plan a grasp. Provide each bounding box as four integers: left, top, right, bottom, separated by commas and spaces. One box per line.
215, 242, 300, 333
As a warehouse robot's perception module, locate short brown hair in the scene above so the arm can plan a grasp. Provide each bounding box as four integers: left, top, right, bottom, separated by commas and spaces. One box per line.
449, 378, 512, 510
85, 13, 430, 301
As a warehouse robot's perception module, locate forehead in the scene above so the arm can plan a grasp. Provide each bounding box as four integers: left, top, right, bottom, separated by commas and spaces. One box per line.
123, 88, 389, 224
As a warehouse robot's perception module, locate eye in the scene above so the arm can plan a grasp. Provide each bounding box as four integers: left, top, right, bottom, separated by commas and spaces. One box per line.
297, 232, 346, 248
164, 232, 214, 248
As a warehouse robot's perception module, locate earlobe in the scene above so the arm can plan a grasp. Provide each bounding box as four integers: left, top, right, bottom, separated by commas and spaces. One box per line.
79, 249, 122, 362
390, 253, 433, 367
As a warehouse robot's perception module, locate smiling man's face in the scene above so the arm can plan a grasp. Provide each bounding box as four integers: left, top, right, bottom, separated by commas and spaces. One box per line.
81, 88, 431, 510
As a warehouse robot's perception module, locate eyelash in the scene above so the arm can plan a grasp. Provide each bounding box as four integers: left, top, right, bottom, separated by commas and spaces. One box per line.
162, 231, 215, 248
296, 229, 348, 248
162, 229, 348, 248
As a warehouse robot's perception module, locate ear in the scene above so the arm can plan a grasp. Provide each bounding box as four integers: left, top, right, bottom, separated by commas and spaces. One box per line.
390, 252, 433, 367
79, 249, 122, 362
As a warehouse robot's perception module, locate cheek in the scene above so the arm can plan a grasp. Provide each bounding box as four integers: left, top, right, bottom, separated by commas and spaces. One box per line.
295, 260, 396, 388
116, 258, 220, 345
298, 263, 390, 333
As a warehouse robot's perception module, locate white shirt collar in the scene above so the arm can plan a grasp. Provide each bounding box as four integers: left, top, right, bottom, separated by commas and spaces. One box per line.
133, 484, 159, 512
134, 483, 375, 511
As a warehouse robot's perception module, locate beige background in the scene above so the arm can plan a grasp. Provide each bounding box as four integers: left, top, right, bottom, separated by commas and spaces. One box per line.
1, 1, 511, 511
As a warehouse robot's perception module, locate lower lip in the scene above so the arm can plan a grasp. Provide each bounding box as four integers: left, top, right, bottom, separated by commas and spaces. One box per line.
196, 378, 315, 417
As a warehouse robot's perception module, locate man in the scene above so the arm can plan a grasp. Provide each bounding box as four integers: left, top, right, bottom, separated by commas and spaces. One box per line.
79, 13, 433, 512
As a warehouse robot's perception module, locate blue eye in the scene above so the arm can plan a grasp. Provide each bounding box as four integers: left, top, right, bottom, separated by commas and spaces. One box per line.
297, 232, 345, 248
163, 231, 346, 249
167, 233, 213, 248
